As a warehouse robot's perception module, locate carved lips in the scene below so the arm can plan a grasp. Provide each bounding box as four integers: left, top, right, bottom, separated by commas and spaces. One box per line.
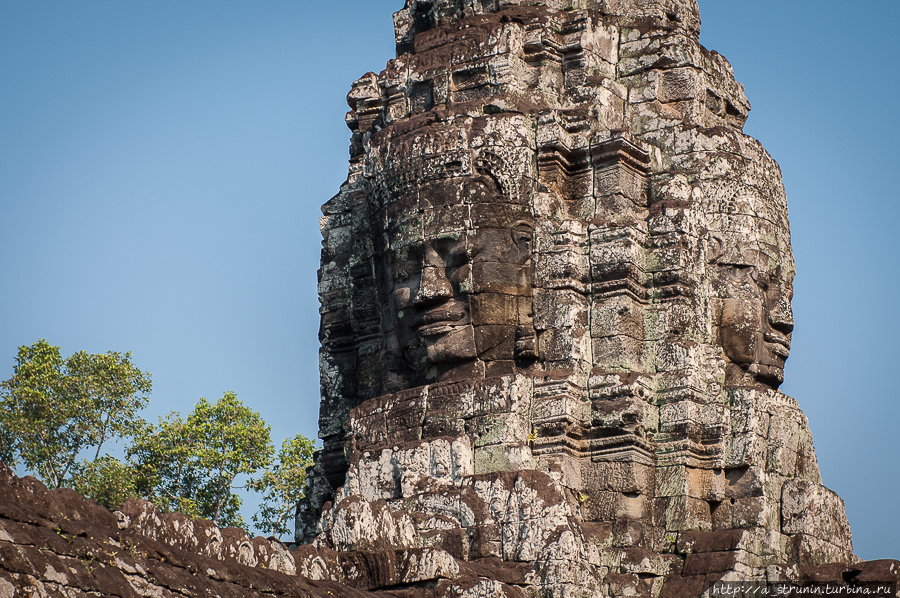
763, 331, 791, 359
415, 302, 470, 336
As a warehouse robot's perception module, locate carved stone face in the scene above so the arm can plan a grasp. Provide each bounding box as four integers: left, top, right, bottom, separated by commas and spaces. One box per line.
712, 224, 795, 389
387, 176, 534, 383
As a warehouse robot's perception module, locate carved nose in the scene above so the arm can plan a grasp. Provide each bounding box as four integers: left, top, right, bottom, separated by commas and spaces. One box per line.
768, 287, 794, 335
414, 266, 452, 304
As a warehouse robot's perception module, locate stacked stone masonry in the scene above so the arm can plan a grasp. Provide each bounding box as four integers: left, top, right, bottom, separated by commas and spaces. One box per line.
301, 0, 900, 595
2, 0, 899, 597
1, 468, 897, 597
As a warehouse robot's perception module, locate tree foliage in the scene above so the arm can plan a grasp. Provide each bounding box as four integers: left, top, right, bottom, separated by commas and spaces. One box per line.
250, 434, 316, 537
128, 392, 274, 528
71, 455, 140, 511
1, 340, 316, 535
0, 340, 151, 489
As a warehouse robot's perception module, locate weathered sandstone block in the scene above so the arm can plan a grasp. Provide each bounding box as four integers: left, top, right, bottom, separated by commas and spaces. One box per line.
298, 0, 889, 595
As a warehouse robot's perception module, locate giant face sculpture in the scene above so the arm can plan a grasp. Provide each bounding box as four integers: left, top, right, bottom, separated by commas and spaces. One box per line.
385, 174, 535, 385
709, 201, 795, 389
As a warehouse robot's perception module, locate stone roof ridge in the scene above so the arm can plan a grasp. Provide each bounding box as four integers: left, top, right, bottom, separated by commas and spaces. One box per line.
114, 495, 299, 574
0, 465, 298, 575
0, 465, 377, 596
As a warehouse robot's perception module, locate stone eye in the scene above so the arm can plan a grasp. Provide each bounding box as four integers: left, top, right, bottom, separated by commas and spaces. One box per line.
444, 249, 468, 269
432, 236, 467, 268
721, 263, 752, 278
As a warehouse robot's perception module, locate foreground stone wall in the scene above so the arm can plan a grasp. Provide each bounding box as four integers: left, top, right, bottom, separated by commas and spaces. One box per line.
0, 467, 359, 597
1, 467, 897, 597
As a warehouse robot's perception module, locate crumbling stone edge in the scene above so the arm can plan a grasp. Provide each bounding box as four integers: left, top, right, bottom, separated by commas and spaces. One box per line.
2, 465, 898, 597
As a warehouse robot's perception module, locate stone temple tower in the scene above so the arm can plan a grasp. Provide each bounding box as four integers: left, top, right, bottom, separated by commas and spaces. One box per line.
1, 2, 898, 596
295, 0, 867, 594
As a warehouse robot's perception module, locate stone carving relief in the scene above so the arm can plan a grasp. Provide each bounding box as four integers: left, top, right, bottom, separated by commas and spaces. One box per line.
297, 0, 863, 594
705, 186, 795, 388
0, 1, 896, 596
378, 146, 539, 388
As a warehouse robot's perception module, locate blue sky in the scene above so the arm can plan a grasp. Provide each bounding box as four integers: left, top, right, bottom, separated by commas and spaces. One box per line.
1, 1, 897, 557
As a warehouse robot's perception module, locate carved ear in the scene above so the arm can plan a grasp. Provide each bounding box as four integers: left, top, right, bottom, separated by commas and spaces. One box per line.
707, 235, 726, 264
514, 324, 538, 361
512, 222, 533, 255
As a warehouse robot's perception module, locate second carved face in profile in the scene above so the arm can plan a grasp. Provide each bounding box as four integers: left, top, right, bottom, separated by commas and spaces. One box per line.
711, 221, 795, 389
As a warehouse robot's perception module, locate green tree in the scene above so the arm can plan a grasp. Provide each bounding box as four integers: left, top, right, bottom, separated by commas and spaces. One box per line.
250, 434, 316, 538
0, 416, 15, 466
71, 455, 140, 510
0, 340, 151, 489
129, 392, 273, 528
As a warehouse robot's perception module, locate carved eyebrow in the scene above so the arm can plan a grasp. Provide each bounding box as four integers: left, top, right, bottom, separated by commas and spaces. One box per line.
432, 236, 461, 251
430, 234, 467, 262
431, 231, 462, 242
710, 245, 763, 267
715, 260, 754, 268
